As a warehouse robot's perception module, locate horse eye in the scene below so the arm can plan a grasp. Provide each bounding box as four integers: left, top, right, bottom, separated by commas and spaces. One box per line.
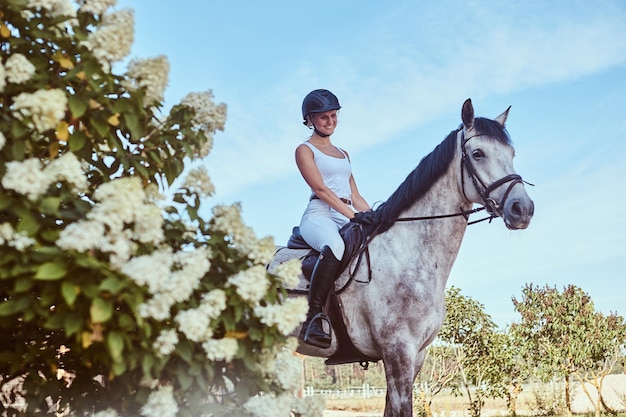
472, 149, 484, 159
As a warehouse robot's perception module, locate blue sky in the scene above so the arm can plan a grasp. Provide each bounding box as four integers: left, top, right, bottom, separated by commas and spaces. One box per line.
117, 0, 626, 328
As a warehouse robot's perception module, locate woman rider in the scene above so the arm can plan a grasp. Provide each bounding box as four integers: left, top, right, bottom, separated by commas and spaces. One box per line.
296, 89, 370, 348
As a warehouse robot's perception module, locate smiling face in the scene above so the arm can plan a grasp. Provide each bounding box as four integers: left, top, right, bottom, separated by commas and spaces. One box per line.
309, 109, 338, 136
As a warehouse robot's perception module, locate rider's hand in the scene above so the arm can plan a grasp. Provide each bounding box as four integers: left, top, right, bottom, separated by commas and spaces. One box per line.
351, 210, 376, 226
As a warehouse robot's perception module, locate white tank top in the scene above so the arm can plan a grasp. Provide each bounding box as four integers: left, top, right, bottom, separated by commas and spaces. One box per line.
303, 141, 352, 200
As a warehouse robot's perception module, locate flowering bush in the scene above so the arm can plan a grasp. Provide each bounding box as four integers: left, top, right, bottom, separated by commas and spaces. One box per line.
0, 0, 313, 416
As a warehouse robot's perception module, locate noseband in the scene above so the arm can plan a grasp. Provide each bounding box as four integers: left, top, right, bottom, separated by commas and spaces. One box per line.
460, 132, 526, 218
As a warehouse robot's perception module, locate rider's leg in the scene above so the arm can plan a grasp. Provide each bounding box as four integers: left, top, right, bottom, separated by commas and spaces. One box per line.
298, 200, 348, 348
300, 245, 341, 348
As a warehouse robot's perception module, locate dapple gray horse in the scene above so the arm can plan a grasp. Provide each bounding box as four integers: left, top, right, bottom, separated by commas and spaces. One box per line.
271, 99, 534, 416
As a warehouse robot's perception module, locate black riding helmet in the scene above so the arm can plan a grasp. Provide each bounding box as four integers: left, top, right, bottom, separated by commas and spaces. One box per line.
301, 89, 341, 126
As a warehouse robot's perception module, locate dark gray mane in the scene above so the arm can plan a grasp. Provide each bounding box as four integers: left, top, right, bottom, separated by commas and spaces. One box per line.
372, 117, 511, 233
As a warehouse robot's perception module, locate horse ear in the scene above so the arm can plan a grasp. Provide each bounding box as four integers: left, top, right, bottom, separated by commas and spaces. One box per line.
495, 105, 511, 126
461, 98, 474, 132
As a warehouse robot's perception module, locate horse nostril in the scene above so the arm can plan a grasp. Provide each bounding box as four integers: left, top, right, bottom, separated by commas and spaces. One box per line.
511, 201, 522, 218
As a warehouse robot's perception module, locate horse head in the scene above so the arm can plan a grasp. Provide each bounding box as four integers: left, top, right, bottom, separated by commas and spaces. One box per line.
459, 99, 534, 230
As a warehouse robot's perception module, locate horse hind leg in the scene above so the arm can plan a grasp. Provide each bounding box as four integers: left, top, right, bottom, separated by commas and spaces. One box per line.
383, 348, 426, 417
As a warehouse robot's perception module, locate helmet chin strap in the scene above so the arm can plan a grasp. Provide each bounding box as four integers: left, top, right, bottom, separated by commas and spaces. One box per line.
313, 127, 331, 138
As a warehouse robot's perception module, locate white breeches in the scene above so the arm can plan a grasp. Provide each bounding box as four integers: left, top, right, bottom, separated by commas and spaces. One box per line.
299, 199, 350, 260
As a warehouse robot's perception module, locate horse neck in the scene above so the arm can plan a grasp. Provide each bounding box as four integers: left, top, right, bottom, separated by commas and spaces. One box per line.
375, 151, 471, 290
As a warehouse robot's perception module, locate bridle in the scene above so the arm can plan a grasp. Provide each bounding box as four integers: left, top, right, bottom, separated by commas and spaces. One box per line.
460, 131, 530, 219
389, 129, 532, 226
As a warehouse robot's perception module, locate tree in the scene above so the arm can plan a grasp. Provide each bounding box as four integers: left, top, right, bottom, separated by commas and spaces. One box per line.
437, 286, 511, 417
415, 343, 460, 417
511, 283, 626, 417
0, 1, 317, 416
483, 330, 528, 417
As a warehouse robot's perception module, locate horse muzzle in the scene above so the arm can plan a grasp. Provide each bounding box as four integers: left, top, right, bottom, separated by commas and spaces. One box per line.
502, 196, 534, 230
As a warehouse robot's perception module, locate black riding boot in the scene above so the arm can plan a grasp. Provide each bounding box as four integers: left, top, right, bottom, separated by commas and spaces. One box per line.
300, 246, 341, 348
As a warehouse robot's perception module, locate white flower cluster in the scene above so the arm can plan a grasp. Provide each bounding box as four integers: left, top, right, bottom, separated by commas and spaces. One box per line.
4, 54, 36, 84
247, 236, 276, 265
2, 153, 87, 201
124, 55, 169, 105
226, 265, 270, 306
12, 88, 67, 132
212, 203, 268, 261
83, 9, 134, 72
180, 90, 227, 158
245, 345, 325, 416
56, 177, 164, 268
273, 259, 303, 288
175, 308, 213, 343
0, 223, 36, 251
153, 329, 178, 357
271, 349, 304, 391
124, 248, 211, 320
253, 298, 308, 336
47, 152, 89, 191
291, 396, 326, 417
27, 0, 76, 19
0, 131, 5, 150
243, 393, 324, 417
243, 394, 293, 417
77, 0, 116, 16
182, 166, 215, 198
164, 288, 235, 362
140, 385, 179, 417
202, 337, 238, 362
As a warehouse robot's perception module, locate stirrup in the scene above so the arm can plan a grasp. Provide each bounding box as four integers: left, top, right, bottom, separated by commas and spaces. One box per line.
303, 313, 331, 349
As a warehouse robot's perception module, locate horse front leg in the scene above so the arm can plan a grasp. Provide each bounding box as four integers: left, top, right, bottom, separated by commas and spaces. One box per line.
383, 348, 426, 417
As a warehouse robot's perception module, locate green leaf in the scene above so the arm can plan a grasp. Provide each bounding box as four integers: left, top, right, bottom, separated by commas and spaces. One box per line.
112, 360, 127, 376
90, 298, 113, 323
122, 111, 142, 138
34, 261, 67, 280
40, 228, 60, 243
0, 194, 13, 210
69, 131, 88, 152
13, 277, 34, 293
177, 339, 192, 363
99, 276, 127, 294
91, 116, 109, 137
14, 208, 40, 235
0, 297, 31, 316
39, 196, 61, 214
106, 331, 124, 360
141, 354, 155, 377
61, 282, 79, 307
117, 313, 135, 330
177, 369, 193, 391
10, 122, 28, 143
68, 94, 88, 118
64, 313, 83, 336
44, 313, 64, 329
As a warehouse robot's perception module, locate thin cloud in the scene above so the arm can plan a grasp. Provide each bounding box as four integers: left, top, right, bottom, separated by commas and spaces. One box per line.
205, 1, 626, 198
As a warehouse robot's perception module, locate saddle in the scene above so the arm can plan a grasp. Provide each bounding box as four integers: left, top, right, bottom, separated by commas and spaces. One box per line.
286, 221, 366, 281
286, 222, 380, 368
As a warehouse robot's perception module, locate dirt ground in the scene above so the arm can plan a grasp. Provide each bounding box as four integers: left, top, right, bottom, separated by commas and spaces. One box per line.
322, 374, 626, 417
